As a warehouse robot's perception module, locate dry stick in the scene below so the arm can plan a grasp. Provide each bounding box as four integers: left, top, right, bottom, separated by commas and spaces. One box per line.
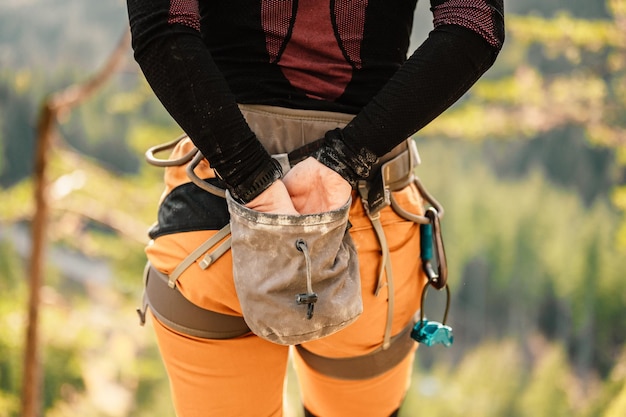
21, 29, 131, 417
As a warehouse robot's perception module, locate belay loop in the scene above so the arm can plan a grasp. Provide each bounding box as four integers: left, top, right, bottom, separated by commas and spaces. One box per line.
411, 207, 454, 347
295, 239, 318, 319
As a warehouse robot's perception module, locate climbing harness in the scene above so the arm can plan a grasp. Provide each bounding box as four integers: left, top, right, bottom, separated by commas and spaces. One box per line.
137, 104, 454, 377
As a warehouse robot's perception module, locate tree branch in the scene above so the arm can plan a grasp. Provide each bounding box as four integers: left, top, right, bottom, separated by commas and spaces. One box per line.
21, 29, 131, 417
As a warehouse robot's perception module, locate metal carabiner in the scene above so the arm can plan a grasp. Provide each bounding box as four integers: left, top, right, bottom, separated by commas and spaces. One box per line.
412, 206, 453, 347
420, 207, 448, 290
145, 134, 227, 198
185, 151, 227, 198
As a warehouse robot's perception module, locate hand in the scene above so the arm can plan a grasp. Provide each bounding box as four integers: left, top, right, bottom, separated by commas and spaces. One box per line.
282, 157, 352, 214
244, 180, 299, 215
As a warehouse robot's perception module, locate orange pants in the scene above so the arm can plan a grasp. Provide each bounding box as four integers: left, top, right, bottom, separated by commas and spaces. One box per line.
144, 107, 428, 416
147, 185, 426, 416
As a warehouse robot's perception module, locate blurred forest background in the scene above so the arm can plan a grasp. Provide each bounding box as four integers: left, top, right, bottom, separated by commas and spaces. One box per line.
1, 0, 625, 416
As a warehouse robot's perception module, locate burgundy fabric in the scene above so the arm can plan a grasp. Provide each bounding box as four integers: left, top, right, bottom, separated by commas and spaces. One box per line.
168, 0, 201, 30
262, 0, 294, 63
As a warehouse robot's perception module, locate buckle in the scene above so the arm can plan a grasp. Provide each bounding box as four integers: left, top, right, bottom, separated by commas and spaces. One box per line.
358, 139, 418, 217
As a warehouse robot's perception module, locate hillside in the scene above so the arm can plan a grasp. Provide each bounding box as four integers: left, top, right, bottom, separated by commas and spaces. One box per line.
0, 0, 128, 71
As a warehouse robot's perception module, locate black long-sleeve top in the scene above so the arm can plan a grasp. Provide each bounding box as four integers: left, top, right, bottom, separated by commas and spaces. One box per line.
127, 0, 505, 202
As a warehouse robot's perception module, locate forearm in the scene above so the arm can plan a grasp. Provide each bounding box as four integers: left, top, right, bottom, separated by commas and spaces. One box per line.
319, 0, 505, 184
344, 24, 501, 156
126, 0, 281, 202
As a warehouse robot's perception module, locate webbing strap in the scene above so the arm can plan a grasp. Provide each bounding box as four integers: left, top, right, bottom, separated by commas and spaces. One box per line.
168, 224, 231, 288
295, 322, 415, 380
142, 263, 251, 339
381, 139, 419, 191
199, 236, 232, 270
370, 215, 395, 350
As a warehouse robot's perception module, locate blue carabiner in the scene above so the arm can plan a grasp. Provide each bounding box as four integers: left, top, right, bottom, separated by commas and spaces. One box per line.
413, 207, 453, 347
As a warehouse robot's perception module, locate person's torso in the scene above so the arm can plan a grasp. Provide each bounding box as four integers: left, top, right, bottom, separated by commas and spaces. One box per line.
199, 0, 419, 113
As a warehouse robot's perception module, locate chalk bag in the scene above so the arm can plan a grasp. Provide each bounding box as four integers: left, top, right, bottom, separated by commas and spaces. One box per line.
226, 192, 363, 345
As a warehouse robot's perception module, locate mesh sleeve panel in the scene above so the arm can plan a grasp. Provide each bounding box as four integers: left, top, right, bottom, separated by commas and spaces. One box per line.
168, 0, 201, 31
431, 0, 505, 49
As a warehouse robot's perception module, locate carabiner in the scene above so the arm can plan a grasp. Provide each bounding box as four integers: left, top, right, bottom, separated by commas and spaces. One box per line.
186, 152, 227, 198
413, 206, 453, 347
420, 207, 448, 290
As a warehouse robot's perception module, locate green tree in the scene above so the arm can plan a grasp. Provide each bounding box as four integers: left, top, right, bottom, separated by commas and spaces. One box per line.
420, 1, 626, 249
517, 344, 575, 417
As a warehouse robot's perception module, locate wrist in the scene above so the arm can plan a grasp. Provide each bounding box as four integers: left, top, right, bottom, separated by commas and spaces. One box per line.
227, 157, 283, 204
312, 129, 378, 188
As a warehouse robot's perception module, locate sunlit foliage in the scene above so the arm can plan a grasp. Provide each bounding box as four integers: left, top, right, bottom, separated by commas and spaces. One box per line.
1, 1, 626, 416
